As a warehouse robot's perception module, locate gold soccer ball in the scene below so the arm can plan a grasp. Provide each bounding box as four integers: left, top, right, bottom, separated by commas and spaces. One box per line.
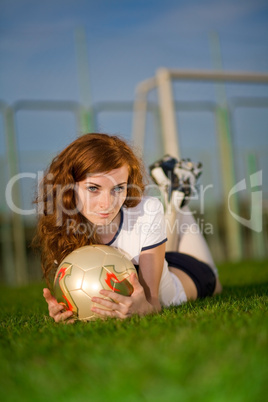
53, 245, 137, 321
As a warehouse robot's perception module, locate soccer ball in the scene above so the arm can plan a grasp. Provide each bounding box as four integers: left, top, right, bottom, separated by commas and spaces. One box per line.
53, 245, 137, 321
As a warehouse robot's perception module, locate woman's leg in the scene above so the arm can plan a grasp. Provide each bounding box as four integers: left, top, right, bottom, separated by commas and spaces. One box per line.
167, 206, 222, 298
149, 155, 222, 299
169, 266, 198, 300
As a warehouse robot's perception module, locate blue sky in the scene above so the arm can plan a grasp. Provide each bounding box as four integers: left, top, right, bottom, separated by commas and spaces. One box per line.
1, 0, 268, 105
0, 0, 268, 208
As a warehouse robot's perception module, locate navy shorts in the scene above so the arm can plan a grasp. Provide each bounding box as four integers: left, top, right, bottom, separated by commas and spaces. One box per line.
165, 252, 216, 298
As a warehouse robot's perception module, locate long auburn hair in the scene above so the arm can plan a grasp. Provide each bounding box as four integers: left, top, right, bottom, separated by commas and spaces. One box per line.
33, 133, 146, 285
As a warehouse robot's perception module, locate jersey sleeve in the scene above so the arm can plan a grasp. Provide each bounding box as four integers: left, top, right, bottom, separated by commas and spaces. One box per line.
140, 197, 167, 251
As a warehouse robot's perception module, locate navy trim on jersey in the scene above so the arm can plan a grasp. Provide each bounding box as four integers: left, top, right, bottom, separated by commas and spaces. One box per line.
141, 238, 167, 252
105, 208, 124, 246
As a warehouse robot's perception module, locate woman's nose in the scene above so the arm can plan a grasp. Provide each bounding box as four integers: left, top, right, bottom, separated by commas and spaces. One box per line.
99, 191, 112, 210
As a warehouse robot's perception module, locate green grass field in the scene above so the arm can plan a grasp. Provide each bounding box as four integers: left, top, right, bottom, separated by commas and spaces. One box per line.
0, 260, 267, 402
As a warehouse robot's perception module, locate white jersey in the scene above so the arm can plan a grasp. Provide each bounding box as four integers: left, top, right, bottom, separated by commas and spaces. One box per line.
107, 196, 187, 307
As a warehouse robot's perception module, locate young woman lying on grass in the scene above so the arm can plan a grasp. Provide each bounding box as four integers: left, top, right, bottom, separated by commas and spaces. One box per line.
33, 133, 222, 323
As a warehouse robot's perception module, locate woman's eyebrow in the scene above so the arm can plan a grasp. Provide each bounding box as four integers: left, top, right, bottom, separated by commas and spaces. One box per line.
83, 181, 127, 187
84, 181, 101, 187
113, 182, 127, 186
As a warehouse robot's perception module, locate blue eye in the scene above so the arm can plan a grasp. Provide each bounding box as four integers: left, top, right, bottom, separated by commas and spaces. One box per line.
113, 185, 125, 193
87, 186, 98, 192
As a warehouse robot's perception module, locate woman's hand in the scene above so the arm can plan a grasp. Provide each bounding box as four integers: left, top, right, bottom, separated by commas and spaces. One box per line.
91, 273, 160, 319
43, 288, 75, 324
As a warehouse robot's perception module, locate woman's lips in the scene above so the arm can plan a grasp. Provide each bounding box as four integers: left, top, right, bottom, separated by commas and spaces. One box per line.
97, 212, 111, 218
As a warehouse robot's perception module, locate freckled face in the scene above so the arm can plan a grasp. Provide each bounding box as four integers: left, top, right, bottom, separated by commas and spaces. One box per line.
76, 165, 129, 226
